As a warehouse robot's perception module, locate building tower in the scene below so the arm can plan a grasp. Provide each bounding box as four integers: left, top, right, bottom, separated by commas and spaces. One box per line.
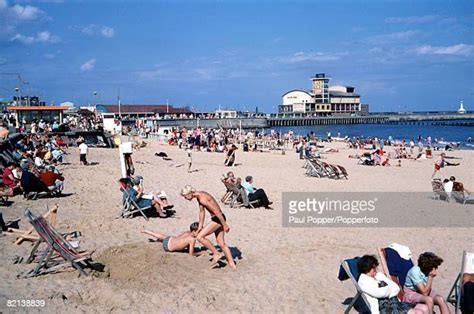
458, 100, 466, 114
311, 73, 330, 105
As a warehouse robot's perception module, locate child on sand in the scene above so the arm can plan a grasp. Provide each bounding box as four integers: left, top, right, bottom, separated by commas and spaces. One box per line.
141, 222, 205, 256
181, 185, 236, 269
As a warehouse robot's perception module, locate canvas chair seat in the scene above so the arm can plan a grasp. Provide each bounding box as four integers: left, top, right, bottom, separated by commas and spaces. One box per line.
447, 251, 474, 313
120, 188, 150, 220
19, 209, 94, 278
339, 257, 371, 313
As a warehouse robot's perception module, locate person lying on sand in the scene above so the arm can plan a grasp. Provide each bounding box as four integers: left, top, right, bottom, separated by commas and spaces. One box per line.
141, 222, 206, 256
181, 185, 236, 269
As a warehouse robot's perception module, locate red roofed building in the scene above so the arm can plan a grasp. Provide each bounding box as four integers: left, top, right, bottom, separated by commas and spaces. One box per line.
96, 104, 193, 118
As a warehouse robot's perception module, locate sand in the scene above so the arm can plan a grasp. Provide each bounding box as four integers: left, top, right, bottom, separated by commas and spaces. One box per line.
0, 139, 472, 313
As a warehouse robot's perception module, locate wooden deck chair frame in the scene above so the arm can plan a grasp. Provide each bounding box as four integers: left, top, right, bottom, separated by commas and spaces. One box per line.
447, 251, 473, 314
377, 247, 413, 301
305, 159, 323, 177
328, 164, 343, 179
310, 159, 327, 177
221, 179, 233, 204
239, 188, 259, 209
321, 162, 337, 178
341, 260, 371, 314
121, 188, 150, 221
5, 204, 58, 245
337, 165, 349, 179
19, 209, 93, 278
431, 179, 449, 202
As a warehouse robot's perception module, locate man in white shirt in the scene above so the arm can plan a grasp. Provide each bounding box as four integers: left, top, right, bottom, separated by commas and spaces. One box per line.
78, 141, 88, 165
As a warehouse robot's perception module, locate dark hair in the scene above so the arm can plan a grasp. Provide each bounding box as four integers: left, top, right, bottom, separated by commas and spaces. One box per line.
245, 175, 252, 182
418, 252, 443, 276
358, 255, 379, 274
443, 179, 449, 183
189, 222, 199, 231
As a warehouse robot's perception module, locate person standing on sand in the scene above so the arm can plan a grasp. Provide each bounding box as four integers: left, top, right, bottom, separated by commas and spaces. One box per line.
181, 185, 236, 269
186, 148, 192, 173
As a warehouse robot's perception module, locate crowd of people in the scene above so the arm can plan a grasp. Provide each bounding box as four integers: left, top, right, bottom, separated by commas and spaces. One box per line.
1, 134, 70, 199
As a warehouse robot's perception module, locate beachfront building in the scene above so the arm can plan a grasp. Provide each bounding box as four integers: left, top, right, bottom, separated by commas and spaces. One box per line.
7, 106, 68, 128
279, 73, 367, 116
96, 104, 193, 119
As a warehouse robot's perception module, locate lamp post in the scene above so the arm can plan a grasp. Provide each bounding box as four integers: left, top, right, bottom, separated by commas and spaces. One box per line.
14, 87, 20, 105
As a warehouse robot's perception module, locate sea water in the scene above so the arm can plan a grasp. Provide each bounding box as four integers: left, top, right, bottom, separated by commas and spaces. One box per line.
271, 121, 474, 149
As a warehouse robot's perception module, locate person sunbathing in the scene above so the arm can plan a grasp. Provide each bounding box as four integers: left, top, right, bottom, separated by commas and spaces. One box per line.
357, 255, 428, 314
119, 178, 170, 218
181, 185, 236, 269
131, 176, 174, 211
141, 222, 207, 256
403, 252, 450, 313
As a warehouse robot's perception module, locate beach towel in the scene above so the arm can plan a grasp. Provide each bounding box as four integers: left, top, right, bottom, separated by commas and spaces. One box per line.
385, 248, 413, 287
388, 243, 412, 261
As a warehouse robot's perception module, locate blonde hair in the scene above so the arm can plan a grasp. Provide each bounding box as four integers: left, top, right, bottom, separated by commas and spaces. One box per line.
181, 185, 196, 196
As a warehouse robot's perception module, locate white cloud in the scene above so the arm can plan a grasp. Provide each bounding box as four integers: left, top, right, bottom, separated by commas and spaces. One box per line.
10, 4, 44, 20
281, 52, 341, 63
385, 15, 439, 24
80, 58, 96, 72
367, 30, 418, 45
10, 31, 59, 44
82, 24, 114, 38
415, 44, 474, 56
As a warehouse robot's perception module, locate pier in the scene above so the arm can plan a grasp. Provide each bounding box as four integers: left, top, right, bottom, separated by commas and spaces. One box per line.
150, 112, 474, 129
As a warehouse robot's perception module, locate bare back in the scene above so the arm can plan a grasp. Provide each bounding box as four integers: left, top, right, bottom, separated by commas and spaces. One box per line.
195, 191, 222, 217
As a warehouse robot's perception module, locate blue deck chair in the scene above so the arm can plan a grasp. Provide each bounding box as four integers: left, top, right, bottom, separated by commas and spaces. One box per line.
377, 246, 414, 302
339, 257, 371, 313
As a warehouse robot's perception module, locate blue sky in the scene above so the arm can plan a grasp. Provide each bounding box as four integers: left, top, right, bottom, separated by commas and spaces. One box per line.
0, 0, 473, 112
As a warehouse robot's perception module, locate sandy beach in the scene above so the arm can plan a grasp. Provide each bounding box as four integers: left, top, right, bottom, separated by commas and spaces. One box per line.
0, 140, 472, 313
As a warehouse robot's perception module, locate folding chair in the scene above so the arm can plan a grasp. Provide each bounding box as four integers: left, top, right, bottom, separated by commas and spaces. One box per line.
121, 188, 150, 220
447, 251, 474, 314
5, 205, 59, 245
221, 179, 233, 204
431, 179, 450, 202
339, 258, 371, 313
337, 165, 349, 179
377, 246, 414, 301
239, 188, 259, 209
19, 209, 94, 278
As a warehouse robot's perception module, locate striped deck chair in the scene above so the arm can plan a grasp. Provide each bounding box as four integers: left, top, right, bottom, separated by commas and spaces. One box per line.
337, 165, 349, 179
19, 209, 94, 278
121, 188, 150, 220
447, 251, 474, 314
305, 159, 324, 177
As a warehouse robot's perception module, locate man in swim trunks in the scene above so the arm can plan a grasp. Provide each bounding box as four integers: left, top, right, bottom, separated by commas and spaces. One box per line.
141, 222, 205, 256
181, 185, 236, 269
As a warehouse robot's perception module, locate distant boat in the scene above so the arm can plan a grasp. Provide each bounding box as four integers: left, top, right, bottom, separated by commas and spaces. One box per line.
458, 100, 466, 114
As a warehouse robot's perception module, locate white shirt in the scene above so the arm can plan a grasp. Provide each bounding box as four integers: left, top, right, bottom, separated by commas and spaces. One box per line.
358, 272, 400, 314
79, 143, 88, 155
444, 181, 453, 194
